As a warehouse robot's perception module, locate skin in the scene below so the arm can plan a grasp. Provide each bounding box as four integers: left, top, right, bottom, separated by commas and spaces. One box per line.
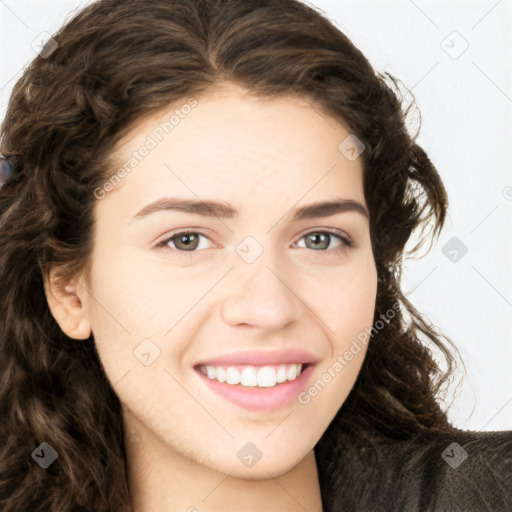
45, 82, 378, 512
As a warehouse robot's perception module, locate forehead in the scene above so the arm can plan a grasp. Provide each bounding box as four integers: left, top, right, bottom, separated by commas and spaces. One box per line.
104, 87, 365, 216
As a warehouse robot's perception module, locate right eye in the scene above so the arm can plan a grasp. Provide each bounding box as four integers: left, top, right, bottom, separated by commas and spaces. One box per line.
155, 231, 215, 256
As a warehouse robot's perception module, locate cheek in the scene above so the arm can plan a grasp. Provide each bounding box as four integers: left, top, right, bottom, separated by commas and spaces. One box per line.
316, 255, 378, 341
82, 245, 168, 380
302, 263, 376, 422
83, 244, 212, 383
316, 255, 377, 402
86, 242, 170, 333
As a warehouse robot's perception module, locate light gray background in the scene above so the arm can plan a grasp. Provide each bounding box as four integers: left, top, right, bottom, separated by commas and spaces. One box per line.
1, 0, 511, 431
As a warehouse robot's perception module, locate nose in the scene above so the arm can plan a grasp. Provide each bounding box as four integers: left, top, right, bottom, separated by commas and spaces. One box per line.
221, 252, 303, 331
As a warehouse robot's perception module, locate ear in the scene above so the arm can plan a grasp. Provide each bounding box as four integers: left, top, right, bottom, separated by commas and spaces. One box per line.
43, 268, 92, 340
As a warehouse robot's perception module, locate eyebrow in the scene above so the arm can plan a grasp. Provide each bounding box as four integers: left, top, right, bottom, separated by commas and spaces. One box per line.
131, 197, 369, 222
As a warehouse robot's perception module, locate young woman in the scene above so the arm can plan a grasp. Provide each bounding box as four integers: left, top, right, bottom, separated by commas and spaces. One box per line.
0, 0, 510, 511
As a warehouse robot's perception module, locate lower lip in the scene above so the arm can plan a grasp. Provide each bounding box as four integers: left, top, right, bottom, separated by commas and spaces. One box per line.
195, 364, 315, 412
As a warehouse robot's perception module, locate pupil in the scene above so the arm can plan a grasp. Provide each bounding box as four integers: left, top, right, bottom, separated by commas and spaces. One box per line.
178, 234, 198, 250
309, 233, 327, 249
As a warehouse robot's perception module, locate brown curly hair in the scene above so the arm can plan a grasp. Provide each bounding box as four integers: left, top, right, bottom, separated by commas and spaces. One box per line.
0, 0, 462, 510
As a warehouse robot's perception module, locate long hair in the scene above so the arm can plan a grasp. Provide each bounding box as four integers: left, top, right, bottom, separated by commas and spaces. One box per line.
0, 0, 461, 510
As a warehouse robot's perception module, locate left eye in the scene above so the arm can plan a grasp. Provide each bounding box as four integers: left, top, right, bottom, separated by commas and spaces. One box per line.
155, 229, 353, 255
292, 231, 353, 251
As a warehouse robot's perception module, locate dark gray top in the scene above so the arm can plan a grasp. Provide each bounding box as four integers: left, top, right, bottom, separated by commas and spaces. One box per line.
317, 428, 512, 511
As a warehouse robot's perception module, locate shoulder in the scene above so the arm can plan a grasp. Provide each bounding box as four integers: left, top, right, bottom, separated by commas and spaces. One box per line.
325, 428, 512, 511
418, 428, 512, 511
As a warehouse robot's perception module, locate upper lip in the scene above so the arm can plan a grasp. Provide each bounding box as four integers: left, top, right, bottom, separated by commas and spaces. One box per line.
194, 349, 319, 367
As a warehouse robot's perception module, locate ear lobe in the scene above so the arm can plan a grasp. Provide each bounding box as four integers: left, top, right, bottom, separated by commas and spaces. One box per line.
43, 269, 92, 340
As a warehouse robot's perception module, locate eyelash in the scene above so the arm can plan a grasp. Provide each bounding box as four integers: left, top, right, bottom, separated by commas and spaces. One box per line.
155, 229, 354, 259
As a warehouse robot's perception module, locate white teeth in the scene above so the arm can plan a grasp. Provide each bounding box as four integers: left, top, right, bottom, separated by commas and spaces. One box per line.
240, 366, 257, 386
257, 366, 276, 387
201, 363, 304, 388
286, 364, 297, 380
276, 365, 287, 383
206, 366, 216, 379
226, 366, 241, 385
216, 366, 226, 383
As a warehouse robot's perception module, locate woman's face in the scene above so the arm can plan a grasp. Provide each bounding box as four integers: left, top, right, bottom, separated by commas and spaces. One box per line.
68, 85, 377, 478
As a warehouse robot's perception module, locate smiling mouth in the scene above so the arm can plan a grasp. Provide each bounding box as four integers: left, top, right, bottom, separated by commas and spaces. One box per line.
195, 362, 312, 388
